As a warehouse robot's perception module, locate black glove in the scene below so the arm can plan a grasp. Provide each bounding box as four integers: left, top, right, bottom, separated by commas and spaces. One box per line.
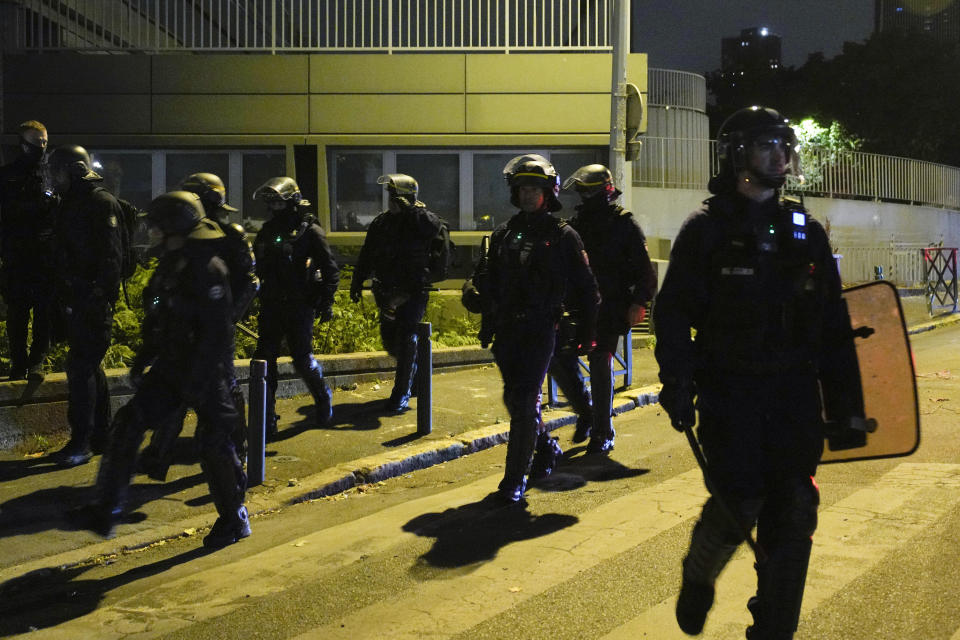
659, 378, 696, 431
317, 305, 333, 323
349, 279, 363, 303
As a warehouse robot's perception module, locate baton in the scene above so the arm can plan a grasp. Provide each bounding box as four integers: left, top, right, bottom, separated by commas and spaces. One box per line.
682, 424, 768, 565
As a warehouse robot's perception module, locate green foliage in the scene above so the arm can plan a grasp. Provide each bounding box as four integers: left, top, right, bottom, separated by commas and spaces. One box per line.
788, 118, 861, 192
0, 259, 481, 374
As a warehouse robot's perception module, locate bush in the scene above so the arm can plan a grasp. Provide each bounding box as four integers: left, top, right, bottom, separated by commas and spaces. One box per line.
1, 262, 480, 375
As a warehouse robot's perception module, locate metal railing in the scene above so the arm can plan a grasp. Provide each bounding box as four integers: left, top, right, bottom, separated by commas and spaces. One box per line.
7, 0, 613, 52
833, 247, 928, 287
635, 136, 960, 211
646, 68, 706, 111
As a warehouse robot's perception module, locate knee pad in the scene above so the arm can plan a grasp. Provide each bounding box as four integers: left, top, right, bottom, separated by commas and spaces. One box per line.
779, 476, 820, 538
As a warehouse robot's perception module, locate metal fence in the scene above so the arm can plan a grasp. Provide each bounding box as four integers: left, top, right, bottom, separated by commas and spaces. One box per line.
646, 68, 706, 111
635, 137, 960, 211
6, 0, 614, 52
833, 247, 928, 287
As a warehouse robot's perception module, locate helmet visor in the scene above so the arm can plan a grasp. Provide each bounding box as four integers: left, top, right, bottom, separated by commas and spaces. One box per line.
747, 131, 803, 187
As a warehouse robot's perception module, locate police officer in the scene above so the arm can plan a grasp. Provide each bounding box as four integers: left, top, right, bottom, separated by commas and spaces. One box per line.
252, 177, 338, 440
0, 120, 57, 381
350, 174, 447, 412
138, 172, 259, 480
473, 154, 598, 503
47, 145, 123, 468
550, 164, 657, 453
69, 191, 249, 547
653, 107, 845, 639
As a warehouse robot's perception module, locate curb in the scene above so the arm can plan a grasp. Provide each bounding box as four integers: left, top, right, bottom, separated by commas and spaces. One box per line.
2, 383, 662, 577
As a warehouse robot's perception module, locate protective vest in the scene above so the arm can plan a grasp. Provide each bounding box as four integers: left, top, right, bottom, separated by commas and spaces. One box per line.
697, 195, 829, 372
489, 212, 569, 322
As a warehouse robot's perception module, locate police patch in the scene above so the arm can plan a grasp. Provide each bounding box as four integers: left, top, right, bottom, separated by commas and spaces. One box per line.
208, 285, 226, 300
108, 215, 118, 228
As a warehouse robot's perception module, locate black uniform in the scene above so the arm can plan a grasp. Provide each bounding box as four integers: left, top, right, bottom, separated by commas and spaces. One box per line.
90, 220, 247, 541
139, 204, 259, 480
54, 180, 123, 459
353, 202, 445, 409
0, 152, 58, 378
549, 200, 657, 450
481, 209, 598, 500
253, 203, 338, 437
653, 191, 844, 639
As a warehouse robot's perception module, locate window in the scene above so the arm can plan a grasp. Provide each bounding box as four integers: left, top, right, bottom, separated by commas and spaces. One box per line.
396, 153, 460, 229
472, 152, 519, 230
242, 152, 287, 230
330, 151, 383, 231
89, 152, 152, 210
327, 147, 607, 232
165, 153, 230, 193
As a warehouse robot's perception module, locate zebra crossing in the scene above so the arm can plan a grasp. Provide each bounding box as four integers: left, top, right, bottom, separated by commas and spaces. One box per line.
23, 460, 960, 639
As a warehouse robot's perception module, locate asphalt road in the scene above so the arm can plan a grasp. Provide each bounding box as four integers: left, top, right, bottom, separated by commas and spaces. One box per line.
1, 322, 960, 639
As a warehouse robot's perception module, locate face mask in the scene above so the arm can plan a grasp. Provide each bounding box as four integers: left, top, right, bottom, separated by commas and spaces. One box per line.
20, 140, 45, 164
148, 226, 165, 249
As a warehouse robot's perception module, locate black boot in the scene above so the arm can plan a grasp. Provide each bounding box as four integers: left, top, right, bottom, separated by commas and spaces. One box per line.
66, 502, 120, 539
300, 360, 333, 427
387, 333, 418, 412
529, 430, 563, 481
203, 505, 251, 549
676, 577, 715, 635
586, 351, 615, 453
200, 439, 249, 548
498, 416, 538, 503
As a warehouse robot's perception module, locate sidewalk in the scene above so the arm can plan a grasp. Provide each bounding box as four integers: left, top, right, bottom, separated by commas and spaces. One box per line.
1, 306, 957, 577
0, 338, 662, 577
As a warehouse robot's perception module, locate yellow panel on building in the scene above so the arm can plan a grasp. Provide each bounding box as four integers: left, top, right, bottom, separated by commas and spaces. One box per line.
310, 94, 465, 133
3, 54, 151, 94
152, 55, 309, 94
466, 94, 609, 133
310, 54, 465, 94
466, 53, 611, 93
7, 94, 152, 134
153, 95, 309, 134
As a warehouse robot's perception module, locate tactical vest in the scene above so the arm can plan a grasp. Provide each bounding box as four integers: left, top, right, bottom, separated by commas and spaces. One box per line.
491, 212, 569, 322
697, 195, 828, 373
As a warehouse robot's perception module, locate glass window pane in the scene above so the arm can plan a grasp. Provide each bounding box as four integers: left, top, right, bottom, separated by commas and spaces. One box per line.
329, 151, 383, 231
165, 153, 230, 192
549, 149, 607, 212
472, 152, 518, 230
242, 152, 286, 231
396, 153, 460, 230
89, 152, 153, 210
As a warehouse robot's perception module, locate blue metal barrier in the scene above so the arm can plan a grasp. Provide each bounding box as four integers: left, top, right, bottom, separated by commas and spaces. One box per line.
547, 328, 632, 406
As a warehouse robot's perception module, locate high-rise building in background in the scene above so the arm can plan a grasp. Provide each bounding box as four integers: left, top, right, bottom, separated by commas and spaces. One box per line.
716, 27, 782, 89
875, 0, 960, 42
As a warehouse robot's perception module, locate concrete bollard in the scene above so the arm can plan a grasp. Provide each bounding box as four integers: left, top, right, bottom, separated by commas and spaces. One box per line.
247, 359, 267, 487
416, 321, 432, 435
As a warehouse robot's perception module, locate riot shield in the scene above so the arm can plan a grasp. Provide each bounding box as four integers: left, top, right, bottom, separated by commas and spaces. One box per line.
820, 280, 920, 463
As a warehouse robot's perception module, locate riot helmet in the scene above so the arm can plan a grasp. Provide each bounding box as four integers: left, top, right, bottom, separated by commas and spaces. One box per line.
252, 176, 310, 209
18, 120, 48, 164
711, 106, 801, 194
377, 173, 422, 208
146, 190, 204, 237
47, 144, 102, 183
562, 164, 621, 203
502, 154, 562, 212
179, 172, 237, 213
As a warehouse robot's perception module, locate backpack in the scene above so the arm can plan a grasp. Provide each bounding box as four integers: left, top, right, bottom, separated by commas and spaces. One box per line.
427, 220, 455, 283
116, 197, 144, 281
94, 187, 145, 305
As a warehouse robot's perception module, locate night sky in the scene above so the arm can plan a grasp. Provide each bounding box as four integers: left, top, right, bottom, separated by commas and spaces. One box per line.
632, 0, 875, 74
